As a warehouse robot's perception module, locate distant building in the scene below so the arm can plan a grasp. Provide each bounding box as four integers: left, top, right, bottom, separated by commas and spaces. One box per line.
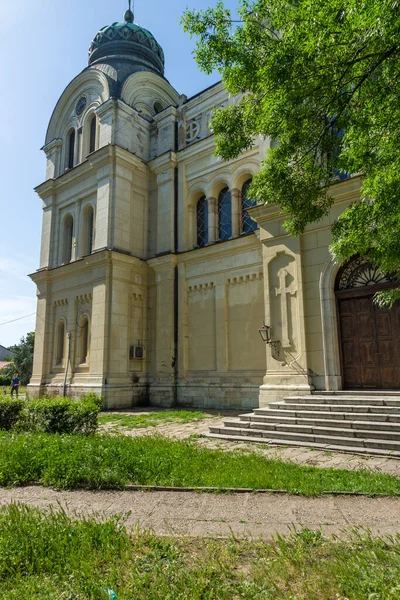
0, 345, 13, 362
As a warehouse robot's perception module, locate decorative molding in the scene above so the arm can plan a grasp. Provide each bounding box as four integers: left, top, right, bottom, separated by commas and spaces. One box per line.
227, 272, 263, 285
75, 293, 92, 302
54, 299, 68, 306
188, 282, 214, 293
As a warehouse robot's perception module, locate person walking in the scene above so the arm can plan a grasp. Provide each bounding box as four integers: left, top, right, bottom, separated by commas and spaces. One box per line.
10, 373, 20, 397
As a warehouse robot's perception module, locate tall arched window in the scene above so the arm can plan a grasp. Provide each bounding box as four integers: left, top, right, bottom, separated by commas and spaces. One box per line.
241, 178, 258, 234
196, 196, 208, 247
81, 205, 94, 255
89, 116, 97, 154
67, 129, 75, 169
218, 187, 232, 241
79, 317, 89, 364
63, 215, 74, 264
56, 320, 65, 365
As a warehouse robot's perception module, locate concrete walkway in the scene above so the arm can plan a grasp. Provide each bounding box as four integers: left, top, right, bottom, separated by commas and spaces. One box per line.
101, 409, 400, 477
2, 486, 400, 539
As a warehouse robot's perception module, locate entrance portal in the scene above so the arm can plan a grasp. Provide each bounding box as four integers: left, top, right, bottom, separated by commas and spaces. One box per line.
335, 257, 400, 390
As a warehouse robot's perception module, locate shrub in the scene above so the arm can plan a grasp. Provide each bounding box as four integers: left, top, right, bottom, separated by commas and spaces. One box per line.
0, 397, 25, 430
0, 373, 10, 386
20, 395, 102, 435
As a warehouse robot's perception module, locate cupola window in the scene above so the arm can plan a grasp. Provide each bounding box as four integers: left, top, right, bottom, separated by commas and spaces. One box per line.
67, 129, 75, 170
89, 116, 97, 154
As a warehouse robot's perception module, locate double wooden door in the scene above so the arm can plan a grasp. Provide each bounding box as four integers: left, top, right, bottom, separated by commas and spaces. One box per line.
337, 292, 400, 389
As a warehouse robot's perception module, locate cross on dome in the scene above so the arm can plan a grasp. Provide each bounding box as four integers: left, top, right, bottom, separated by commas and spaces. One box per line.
124, 0, 134, 23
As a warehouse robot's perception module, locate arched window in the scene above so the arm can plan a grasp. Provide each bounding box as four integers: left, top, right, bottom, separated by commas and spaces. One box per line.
241, 178, 258, 234
89, 116, 97, 154
79, 317, 89, 364
63, 215, 74, 264
153, 101, 163, 114
56, 320, 65, 365
218, 187, 232, 241
67, 129, 75, 169
196, 196, 208, 247
81, 205, 94, 255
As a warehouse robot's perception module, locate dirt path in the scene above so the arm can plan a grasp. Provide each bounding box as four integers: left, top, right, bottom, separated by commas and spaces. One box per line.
1, 485, 400, 539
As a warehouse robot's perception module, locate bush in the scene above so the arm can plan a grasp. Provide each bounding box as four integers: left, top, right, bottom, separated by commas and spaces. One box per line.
0, 397, 25, 430
0, 373, 10, 387
19, 395, 102, 435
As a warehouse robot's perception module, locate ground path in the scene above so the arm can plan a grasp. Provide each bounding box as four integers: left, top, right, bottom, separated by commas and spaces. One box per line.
101, 408, 400, 477
2, 486, 400, 539
2, 408, 400, 540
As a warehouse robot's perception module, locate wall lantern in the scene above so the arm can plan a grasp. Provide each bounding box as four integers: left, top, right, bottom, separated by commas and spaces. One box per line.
258, 323, 272, 344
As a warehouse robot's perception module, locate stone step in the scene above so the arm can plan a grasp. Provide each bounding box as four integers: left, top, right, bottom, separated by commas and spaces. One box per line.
256, 403, 400, 414
283, 396, 400, 406
221, 420, 400, 440
245, 409, 400, 422
235, 414, 400, 431
315, 390, 400, 397
208, 425, 400, 451
206, 432, 400, 458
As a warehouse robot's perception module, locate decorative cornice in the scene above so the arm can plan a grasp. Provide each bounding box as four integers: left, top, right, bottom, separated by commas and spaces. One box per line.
227, 272, 263, 285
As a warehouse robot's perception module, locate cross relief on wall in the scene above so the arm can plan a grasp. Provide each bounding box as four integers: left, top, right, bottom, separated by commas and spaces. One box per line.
274, 268, 297, 348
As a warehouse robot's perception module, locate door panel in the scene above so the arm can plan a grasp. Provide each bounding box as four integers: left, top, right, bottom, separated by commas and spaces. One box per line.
338, 293, 400, 389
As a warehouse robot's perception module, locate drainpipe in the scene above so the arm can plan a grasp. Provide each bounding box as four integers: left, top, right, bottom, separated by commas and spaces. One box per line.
62, 332, 71, 397
172, 123, 179, 405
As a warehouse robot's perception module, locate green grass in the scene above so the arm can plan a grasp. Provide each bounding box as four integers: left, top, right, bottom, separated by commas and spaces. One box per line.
1, 431, 400, 495
2, 504, 400, 599
99, 409, 214, 429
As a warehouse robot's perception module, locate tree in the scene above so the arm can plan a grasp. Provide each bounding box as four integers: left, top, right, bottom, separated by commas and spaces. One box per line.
0, 332, 35, 386
182, 0, 400, 305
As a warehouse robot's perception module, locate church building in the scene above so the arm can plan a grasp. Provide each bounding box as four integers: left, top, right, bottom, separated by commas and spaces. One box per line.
29, 6, 400, 413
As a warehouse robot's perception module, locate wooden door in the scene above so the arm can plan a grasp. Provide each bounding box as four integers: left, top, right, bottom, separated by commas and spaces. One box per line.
337, 294, 400, 389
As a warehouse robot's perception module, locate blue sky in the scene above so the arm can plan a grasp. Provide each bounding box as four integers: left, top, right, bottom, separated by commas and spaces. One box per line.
0, 0, 235, 348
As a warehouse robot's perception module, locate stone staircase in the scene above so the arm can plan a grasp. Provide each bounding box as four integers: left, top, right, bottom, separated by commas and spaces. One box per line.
208, 392, 400, 457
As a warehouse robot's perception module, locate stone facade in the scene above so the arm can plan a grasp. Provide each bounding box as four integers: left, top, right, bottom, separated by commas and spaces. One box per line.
29, 12, 371, 409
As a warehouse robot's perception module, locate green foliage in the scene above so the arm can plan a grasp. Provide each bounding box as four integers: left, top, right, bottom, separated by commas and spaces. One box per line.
0, 431, 400, 494
2, 505, 400, 598
20, 394, 102, 435
1, 332, 35, 385
0, 373, 10, 386
182, 0, 400, 305
0, 397, 25, 430
0, 393, 102, 435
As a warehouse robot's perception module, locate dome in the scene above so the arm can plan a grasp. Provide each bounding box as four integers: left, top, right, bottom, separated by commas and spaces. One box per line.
88, 13, 165, 78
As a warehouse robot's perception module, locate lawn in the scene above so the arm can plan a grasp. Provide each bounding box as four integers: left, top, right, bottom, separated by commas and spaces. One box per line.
2, 503, 400, 599
1, 431, 400, 495
99, 409, 215, 429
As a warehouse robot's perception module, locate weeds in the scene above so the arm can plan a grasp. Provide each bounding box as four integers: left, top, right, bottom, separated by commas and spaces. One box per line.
99, 410, 214, 429
1, 504, 400, 599
0, 431, 400, 494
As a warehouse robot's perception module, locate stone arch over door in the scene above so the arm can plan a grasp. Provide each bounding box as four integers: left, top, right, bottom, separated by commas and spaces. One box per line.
320, 256, 342, 391
334, 256, 400, 390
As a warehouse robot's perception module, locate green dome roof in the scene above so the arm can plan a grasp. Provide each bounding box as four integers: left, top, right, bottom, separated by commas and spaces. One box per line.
88, 17, 165, 77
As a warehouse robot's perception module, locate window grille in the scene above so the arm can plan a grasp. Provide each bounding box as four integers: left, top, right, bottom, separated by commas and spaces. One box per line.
196, 196, 208, 247
218, 188, 232, 241
241, 178, 258, 234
